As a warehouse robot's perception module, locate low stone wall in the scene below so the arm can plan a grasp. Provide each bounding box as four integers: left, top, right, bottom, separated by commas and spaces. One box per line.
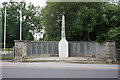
14, 40, 59, 60
14, 40, 116, 60
69, 41, 116, 58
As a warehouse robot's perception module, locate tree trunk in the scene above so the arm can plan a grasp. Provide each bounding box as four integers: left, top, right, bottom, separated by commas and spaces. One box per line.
87, 33, 91, 41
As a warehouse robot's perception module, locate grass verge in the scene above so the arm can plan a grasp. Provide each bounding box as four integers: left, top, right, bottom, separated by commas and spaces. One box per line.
0, 54, 13, 60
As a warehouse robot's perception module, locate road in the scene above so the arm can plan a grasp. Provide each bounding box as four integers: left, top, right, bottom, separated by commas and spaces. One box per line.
0, 62, 119, 78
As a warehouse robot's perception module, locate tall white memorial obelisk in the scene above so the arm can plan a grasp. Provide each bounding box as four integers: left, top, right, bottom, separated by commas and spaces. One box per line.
59, 15, 68, 58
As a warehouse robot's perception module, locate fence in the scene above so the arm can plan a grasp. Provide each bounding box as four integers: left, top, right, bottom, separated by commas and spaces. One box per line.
0, 48, 14, 60
14, 40, 116, 59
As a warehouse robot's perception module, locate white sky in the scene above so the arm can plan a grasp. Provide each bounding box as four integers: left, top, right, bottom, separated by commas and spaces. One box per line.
0, 0, 46, 7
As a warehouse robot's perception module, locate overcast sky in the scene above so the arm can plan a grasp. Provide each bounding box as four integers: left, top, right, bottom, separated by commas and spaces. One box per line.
0, 0, 46, 7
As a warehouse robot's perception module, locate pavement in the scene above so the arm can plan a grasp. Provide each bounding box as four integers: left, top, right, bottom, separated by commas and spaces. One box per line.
23, 57, 107, 64
25, 57, 103, 61
0, 62, 119, 78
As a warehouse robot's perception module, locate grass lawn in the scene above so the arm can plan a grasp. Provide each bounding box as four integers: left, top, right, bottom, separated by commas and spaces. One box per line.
0, 54, 13, 60
0, 48, 13, 60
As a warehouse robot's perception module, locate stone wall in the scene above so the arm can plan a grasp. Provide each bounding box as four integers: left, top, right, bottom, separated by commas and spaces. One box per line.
102, 41, 116, 59
14, 40, 116, 60
14, 40, 27, 60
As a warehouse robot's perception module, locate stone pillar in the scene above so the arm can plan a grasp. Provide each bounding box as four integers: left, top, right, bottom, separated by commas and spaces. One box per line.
14, 40, 27, 61
102, 42, 110, 58
102, 41, 116, 59
109, 41, 116, 58
59, 15, 68, 58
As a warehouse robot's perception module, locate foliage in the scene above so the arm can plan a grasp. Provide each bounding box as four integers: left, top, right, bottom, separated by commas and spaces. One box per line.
95, 4, 120, 48
41, 2, 120, 48
41, 2, 105, 41
44, 34, 49, 41
73, 8, 98, 41
1, 1, 42, 47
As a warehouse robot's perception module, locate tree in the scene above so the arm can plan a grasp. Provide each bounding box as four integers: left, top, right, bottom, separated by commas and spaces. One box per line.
41, 2, 105, 41
73, 8, 98, 41
95, 4, 120, 48
1, 1, 42, 47
41, 2, 105, 40
41, 2, 120, 48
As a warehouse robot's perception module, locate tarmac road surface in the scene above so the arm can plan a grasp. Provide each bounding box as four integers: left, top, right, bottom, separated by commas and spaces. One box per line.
0, 62, 119, 78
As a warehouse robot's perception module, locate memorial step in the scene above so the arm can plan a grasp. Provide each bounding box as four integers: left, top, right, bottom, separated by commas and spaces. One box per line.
23, 57, 107, 64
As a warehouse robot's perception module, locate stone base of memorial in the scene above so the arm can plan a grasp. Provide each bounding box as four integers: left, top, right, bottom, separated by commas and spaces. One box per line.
59, 38, 68, 58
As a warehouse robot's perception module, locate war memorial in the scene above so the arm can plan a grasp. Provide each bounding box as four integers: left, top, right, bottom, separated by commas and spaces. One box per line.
14, 15, 116, 63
